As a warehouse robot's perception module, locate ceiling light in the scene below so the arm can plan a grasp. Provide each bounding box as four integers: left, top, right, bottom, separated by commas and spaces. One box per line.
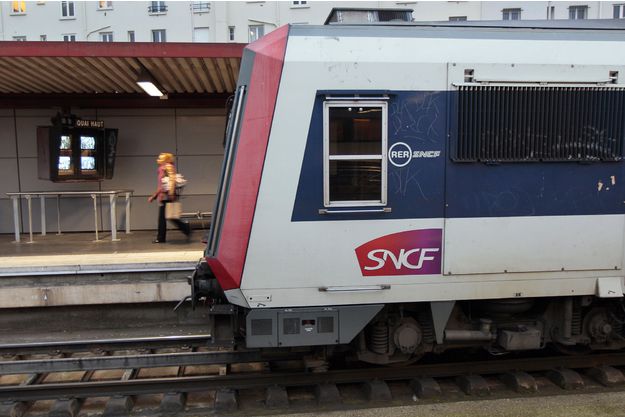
137, 81, 163, 97
136, 68, 164, 97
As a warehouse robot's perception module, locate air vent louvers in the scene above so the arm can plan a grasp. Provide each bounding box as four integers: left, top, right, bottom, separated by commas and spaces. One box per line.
454, 86, 625, 163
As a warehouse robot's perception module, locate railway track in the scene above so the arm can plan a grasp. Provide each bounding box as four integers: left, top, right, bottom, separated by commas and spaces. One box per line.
3, 338, 625, 416
0, 334, 216, 356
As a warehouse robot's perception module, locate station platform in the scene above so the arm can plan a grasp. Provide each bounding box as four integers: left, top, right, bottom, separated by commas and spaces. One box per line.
0, 231, 205, 308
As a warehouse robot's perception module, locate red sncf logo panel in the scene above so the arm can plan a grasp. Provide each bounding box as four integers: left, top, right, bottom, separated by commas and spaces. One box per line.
355, 229, 443, 276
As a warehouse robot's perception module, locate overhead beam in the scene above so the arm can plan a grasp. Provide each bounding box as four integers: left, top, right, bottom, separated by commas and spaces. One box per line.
0, 93, 231, 109
0, 41, 246, 59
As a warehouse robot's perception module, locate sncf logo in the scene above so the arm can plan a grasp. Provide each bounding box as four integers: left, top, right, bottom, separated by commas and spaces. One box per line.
365, 248, 440, 271
355, 229, 442, 276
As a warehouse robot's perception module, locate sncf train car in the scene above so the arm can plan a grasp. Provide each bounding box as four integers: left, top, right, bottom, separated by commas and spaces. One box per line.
190, 19, 625, 364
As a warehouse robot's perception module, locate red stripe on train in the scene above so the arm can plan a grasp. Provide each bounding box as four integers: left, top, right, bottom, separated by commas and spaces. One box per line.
207, 25, 289, 291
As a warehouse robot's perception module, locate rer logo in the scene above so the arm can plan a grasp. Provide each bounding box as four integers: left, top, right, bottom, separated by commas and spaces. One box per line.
355, 229, 442, 276
388, 142, 441, 168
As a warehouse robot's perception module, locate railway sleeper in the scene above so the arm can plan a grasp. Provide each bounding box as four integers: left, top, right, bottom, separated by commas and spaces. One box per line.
499, 371, 538, 393
102, 396, 134, 417
314, 383, 341, 405
409, 377, 442, 399
48, 398, 83, 417
6, 363, 625, 416
213, 389, 238, 412
160, 392, 187, 414
546, 369, 585, 390
0, 401, 30, 417
585, 365, 625, 387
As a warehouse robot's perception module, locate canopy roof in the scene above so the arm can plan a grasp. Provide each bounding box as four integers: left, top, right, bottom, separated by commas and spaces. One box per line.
0, 41, 246, 107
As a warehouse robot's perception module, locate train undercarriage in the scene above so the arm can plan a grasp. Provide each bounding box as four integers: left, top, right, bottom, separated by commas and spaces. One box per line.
188, 262, 625, 365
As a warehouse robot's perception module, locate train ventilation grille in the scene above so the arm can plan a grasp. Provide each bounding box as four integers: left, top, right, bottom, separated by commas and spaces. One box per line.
318, 316, 335, 333
250, 319, 272, 336
454, 86, 625, 163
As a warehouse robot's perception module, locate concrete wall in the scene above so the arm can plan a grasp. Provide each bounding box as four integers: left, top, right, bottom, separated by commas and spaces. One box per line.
0, 107, 225, 234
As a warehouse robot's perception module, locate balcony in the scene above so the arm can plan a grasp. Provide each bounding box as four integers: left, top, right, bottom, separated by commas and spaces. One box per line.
148, 4, 168, 14
191, 2, 210, 13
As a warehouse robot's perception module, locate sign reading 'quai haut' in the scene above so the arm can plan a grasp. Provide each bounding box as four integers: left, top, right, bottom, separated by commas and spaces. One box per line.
75, 119, 104, 128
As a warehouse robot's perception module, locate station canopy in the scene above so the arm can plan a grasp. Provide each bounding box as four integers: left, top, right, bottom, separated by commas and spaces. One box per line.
0, 41, 245, 108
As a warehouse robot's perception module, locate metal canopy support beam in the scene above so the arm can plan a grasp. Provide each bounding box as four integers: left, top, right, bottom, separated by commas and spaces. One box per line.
110, 194, 119, 242
0, 93, 230, 109
39, 196, 45, 236
56, 195, 61, 235
26, 195, 33, 244
91, 194, 99, 242
11, 196, 20, 243
125, 192, 131, 234
430, 301, 456, 344
0, 41, 246, 59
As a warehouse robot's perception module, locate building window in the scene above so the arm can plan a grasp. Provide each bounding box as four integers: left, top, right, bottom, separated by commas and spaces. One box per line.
193, 27, 210, 42
248, 25, 264, 42
63, 34, 76, 41
291, 0, 308, 7
13, 36, 26, 41
128, 31, 135, 42
148, 1, 167, 13
40, 34, 47, 41
98, 1, 112, 10
100, 32, 113, 42
191, 1, 210, 13
547, 5, 555, 19
323, 101, 388, 207
11, 1, 26, 14
228, 26, 235, 41
569, 5, 588, 19
152, 29, 166, 42
449, 16, 467, 21
502, 8, 521, 20
614, 4, 625, 18
61, 1, 75, 17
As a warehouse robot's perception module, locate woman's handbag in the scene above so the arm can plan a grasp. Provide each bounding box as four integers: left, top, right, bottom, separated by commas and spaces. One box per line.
165, 201, 182, 220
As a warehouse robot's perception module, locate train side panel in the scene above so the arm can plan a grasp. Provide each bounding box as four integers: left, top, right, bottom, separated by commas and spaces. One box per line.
234, 26, 625, 308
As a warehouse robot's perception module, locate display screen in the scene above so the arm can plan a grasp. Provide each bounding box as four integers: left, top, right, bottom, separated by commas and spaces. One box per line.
80, 136, 96, 150
58, 156, 71, 170
60, 135, 71, 150
81, 156, 96, 170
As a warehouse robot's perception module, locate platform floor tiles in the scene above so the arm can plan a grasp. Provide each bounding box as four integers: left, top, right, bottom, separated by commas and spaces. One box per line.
0, 230, 205, 272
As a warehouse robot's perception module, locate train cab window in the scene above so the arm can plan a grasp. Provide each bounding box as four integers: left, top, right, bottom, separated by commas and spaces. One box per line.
323, 101, 387, 207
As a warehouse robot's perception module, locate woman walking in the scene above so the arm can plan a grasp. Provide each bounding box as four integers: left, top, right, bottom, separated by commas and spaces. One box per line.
148, 152, 190, 243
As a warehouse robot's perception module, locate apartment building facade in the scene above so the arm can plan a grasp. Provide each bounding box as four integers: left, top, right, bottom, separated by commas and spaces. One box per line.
1, 1, 624, 44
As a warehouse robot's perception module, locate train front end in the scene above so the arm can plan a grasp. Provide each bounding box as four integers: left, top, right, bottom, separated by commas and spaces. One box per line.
193, 26, 290, 309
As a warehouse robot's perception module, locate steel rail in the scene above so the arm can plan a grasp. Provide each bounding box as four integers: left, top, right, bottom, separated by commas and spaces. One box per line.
3, 352, 625, 402
0, 350, 295, 375
0, 334, 216, 356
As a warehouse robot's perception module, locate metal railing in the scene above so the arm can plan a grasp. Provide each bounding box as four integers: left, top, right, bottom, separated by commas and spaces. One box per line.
6, 190, 133, 243
191, 2, 210, 12
148, 4, 168, 13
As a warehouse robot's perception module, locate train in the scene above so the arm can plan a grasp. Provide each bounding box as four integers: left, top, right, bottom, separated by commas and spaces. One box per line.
187, 15, 625, 365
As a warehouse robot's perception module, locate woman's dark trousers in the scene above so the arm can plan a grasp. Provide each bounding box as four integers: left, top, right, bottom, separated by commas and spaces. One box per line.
157, 203, 190, 242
